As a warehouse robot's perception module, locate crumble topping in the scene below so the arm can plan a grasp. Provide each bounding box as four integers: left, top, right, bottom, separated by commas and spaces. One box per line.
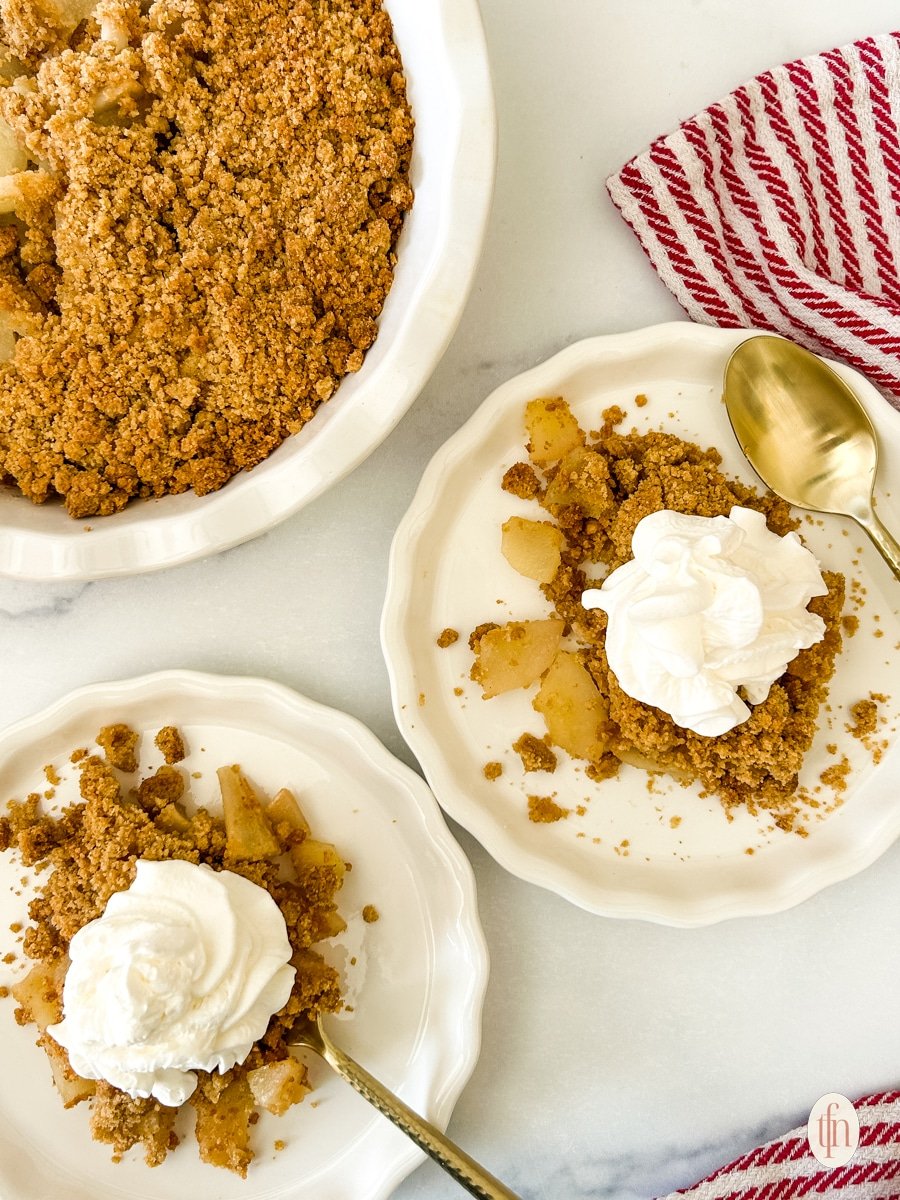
0, 0, 413, 517
470, 397, 846, 829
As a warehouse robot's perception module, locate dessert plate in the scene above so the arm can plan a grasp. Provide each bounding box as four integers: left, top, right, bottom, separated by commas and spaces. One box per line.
0, 0, 496, 580
0, 671, 488, 1200
381, 322, 900, 926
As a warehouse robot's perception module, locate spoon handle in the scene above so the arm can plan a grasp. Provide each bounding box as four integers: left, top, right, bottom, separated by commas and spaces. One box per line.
858, 509, 900, 584
313, 1023, 522, 1200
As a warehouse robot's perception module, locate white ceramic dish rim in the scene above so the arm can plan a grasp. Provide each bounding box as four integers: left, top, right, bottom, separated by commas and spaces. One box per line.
0, 0, 497, 581
0, 669, 489, 1200
380, 321, 900, 927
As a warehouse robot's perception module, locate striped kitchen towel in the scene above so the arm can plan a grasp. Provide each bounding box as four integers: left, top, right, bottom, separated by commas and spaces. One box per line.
607, 31, 900, 409
658, 1091, 900, 1199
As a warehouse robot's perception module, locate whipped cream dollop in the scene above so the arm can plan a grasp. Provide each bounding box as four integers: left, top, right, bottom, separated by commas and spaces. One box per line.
49, 859, 295, 1107
581, 506, 828, 736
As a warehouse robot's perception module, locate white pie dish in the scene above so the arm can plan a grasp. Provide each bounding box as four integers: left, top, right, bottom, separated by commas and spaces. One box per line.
381, 322, 900, 926
0, 670, 488, 1199
0, 0, 496, 580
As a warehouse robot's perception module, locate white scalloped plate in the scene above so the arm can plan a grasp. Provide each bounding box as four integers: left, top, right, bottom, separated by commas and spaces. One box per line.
0, 671, 488, 1199
0, 0, 496, 580
381, 323, 900, 926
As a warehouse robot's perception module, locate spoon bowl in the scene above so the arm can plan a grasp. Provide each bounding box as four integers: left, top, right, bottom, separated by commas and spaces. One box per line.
723, 335, 900, 582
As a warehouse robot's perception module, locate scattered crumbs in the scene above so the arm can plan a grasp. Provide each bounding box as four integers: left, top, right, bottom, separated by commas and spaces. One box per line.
512, 732, 558, 773
598, 404, 627, 437
820, 756, 852, 793
845, 693, 891, 764
841, 614, 859, 637
274, 1140, 286, 1153
344, 1005, 355, 1013
483, 761, 502, 781
417, 692, 426, 707
826, 743, 838, 755
634, 393, 649, 408
155, 726, 186, 765
349, 956, 357, 967
745, 847, 754, 855
43, 789, 55, 801
527, 794, 569, 824
191, 771, 202, 779
501, 461, 542, 500
0, 986, 8, 999
70, 748, 87, 764
8, 922, 21, 934
613, 839, 631, 858
436, 628, 459, 649
874, 628, 884, 638
96, 724, 139, 773
847, 699, 878, 740
669, 815, 682, 829
592, 836, 601, 845
453, 687, 464, 697
43, 764, 60, 787
83, 525, 93, 533
310, 1101, 320, 1110
361, 905, 380, 924
586, 757, 620, 784
2, 952, 15, 965
575, 805, 587, 817
576, 831, 586, 838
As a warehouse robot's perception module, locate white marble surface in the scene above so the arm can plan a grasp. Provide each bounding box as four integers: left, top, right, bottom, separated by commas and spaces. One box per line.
3, 1, 900, 1197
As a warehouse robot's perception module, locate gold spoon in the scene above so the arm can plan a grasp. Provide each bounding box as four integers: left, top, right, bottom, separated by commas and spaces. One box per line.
289, 1017, 521, 1200
723, 335, 900, 583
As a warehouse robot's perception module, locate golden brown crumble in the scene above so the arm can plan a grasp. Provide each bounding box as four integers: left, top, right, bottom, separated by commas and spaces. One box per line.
436, 627, 459, 649
361, 904, 379, 924
847, 699, 878, 739
501, 462, 542, 500
0, 0, 413, 517
471, 398, 846, 827
527, 794, 569, 824
820, 757, 852, 792
154, 725, 185, 764
95, 723, 138, 772
482, 761, 502, 781
1, 725, 345, 1174
512, 732, 557, 773
841, 615, 859, 636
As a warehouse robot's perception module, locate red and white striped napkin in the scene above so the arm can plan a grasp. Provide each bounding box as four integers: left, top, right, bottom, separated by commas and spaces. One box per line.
656, 1092, 900, 1198
607, 31, 900, 410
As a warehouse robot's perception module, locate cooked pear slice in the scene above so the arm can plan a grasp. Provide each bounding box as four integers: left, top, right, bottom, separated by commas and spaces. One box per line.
217, 764, 281, 859
533, 650, 608, 760
501, 516, 564, 583
474, 618, 564, 699
524, 396, 583, 466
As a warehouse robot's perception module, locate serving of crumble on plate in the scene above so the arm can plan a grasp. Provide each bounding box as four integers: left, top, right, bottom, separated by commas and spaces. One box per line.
0, 671, 487, 1199
381, 324, 900, 925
